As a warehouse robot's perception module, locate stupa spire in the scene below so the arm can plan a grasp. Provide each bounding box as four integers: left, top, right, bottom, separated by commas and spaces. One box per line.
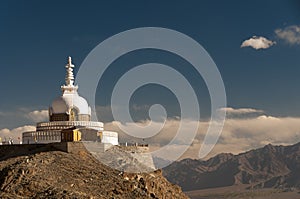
65, 56, 75, 86
61, 56, 78, 93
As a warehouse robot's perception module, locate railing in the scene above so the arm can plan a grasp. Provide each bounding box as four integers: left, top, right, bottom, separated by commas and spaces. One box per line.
37, 121, 104, 128
119, 142, 149, 147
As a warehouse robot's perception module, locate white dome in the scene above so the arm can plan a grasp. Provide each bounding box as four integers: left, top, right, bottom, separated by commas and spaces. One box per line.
50, 93, 91, 115
49, 56, 91, 116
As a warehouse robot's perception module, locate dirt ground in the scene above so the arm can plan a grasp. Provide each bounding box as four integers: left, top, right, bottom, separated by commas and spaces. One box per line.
0, 149, 188, 199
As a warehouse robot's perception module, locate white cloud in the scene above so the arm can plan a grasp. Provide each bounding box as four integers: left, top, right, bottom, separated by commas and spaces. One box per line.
0, 107, 48, 129
2, 107, 299, 162
0, 108, 47, 142
104, 107, 300, 160
219, 107, 263, 115
241, 36, 276, 49
275, 25, 300, 45
257, 115, 279, 120
0, 125, 35, 142
27, 109, 48, 122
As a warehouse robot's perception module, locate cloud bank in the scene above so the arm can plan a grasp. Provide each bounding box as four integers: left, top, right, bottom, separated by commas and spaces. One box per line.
241, 36, 276, 50
1, 107, 299, 161
275, 25, 300, 45
0, 108, 48, 130
104, 107, 300, 159
27, 110, 48, 123
219, 107, 263, 115
0, 125, 35, 143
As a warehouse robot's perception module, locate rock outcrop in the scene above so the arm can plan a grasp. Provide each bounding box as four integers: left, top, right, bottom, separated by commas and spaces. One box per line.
0, 145, 188, 199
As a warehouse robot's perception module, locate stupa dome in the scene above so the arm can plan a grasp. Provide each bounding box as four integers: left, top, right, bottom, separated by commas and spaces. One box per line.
49, 56, 91, 117
50, 93, 91, 115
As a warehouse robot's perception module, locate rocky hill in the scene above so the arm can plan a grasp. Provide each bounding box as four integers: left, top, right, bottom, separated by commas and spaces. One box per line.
0, 145, 188, 198
163, 142, 300, 191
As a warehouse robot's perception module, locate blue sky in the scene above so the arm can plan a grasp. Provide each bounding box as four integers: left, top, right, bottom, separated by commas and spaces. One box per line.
1, 0, 300, 128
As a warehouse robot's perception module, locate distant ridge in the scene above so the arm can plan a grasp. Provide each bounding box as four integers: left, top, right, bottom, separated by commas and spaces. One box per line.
163, 142, 300, 191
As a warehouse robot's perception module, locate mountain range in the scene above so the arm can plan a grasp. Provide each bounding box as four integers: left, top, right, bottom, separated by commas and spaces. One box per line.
163, 142, 300, 192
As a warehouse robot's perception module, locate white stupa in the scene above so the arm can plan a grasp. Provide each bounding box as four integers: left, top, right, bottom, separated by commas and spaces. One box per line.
49, 57, 91, 121
22, 57, 118, 145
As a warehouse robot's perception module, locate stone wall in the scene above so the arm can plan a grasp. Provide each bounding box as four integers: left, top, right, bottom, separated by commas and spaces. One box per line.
0, 142, 156, 173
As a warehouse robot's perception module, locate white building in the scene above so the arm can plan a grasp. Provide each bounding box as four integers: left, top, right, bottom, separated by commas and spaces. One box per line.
22, 57, 118, 145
